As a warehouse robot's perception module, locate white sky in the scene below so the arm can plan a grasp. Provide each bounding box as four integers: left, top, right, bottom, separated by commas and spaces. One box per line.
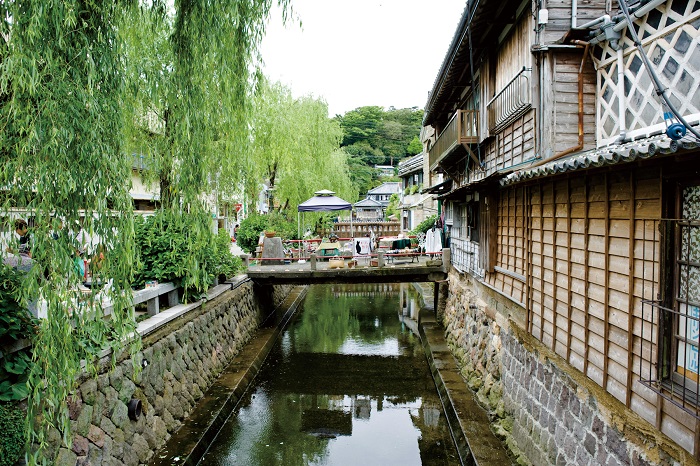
260, 0, 467, 117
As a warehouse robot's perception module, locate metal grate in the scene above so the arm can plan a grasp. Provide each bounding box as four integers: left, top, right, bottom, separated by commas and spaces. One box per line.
640, 216, 700, 419
486, 67, 532, 134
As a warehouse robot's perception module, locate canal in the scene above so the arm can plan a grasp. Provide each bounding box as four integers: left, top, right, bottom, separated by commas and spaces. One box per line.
198, 283, 460, 465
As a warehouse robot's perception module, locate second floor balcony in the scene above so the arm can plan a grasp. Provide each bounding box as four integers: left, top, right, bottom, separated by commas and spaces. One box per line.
428, 109, 479, 171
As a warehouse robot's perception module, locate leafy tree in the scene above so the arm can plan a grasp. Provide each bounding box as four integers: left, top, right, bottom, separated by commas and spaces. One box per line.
385, 193, 400, 220
248, 79, 356, 212
411, 215, 438, 235
0, 1, 289, 462
337, 106, 423, 189
407, 136, 423, 155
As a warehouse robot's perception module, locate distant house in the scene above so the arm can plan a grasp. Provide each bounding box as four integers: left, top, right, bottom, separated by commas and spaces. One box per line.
397, 153, 432, 231
353, 198, 384, 219
352, 182, 401, 220
366, 182, 400, 204
374, 165, 396, 178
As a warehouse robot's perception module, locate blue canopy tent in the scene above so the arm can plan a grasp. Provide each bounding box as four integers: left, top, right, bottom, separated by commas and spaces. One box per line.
297, 190, 353, 256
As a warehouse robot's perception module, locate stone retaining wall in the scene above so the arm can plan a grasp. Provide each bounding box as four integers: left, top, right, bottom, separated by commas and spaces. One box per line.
48, 281, 292, 466
442, 269, 688, 466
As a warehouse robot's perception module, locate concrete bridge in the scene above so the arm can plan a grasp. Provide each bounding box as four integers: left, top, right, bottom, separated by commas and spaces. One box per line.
245, 248, 450, 285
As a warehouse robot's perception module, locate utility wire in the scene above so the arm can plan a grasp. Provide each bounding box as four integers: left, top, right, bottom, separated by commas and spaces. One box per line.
617, 0, 700, 140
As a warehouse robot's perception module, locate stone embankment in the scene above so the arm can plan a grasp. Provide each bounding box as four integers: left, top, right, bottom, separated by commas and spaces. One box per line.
441, 269, 690, 466
47, 279, 292, 466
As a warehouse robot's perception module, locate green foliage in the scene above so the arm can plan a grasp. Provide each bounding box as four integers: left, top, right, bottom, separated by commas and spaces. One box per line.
385, 193, 400, 219
407, 136, 423, 155
411, 214, 438, 236
1, 2, 138, 461
134, 210, 216, 299
337, 106, 423, 169
237, 213, 298, 253
215, 228, 243, 279
248, 79, 356, 213
0, 266, 36, 402
1, 0, 289, 461
0, 404, 24, 466
237, 215, 270, 254
409, 184, 422, 195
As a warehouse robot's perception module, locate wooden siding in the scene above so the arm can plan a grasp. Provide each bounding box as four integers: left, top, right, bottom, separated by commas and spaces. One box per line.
539, 0, 610, 44
552, 52, 597, 154
483, 166, 697, 450
495, 16, 532, 92
482, 110, 537, 172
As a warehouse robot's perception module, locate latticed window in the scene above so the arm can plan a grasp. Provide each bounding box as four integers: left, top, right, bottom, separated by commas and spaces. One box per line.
641, 184, 700, 417
594, 0, 700, 144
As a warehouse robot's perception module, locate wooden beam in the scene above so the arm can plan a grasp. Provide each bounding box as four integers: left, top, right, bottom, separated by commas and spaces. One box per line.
552, 180, 558, 353
566, 177, 574, 363
625, 169, 637, 408
603, 173, 611, 391
539, 183, 546, 342
584, 177, 591, 376
463, 143, 481, 167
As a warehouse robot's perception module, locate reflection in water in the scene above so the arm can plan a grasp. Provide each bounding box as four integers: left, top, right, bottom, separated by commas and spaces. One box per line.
199, 283, 458, 466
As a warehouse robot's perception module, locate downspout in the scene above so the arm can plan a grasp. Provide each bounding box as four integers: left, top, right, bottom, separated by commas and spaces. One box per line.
615, 47, 627, 143
528, 43, 588, 168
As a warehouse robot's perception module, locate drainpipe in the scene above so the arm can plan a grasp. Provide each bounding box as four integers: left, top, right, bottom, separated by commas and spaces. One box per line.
613, 0, 666, 32
615, 47, 627, 143
571, 0, 577, 29
528, 43, 589, 168
573, 14, 610, 30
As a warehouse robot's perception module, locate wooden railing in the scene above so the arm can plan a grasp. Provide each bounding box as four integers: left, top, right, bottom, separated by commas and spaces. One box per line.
428, 109, 479, 170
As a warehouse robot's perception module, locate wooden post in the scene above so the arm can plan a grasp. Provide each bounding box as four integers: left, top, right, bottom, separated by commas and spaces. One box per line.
310, 253, 317, 271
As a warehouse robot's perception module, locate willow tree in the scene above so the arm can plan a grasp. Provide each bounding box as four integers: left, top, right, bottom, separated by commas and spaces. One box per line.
123, 1, 293, 293
249, 79, 357, 213
0, 2, 136, 463
1, 0, 289, 463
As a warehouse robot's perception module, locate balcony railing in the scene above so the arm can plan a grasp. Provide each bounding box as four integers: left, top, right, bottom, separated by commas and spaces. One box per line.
428, 109, 479, 170
486, 67, 532, 134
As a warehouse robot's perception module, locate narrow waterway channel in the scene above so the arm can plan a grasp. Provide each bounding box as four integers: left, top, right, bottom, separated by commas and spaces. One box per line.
198, 283, 460, 466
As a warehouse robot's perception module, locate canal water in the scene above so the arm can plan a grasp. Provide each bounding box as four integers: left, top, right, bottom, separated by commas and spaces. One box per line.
199, 283, 460, 466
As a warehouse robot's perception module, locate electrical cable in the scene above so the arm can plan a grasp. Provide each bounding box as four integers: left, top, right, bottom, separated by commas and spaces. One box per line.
617, 0, 700, 141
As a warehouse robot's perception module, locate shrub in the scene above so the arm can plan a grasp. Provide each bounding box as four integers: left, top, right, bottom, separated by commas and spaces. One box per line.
0, 404, 24, 466
411, 214, 438, 236
0, 265, 35, 402
236, 212, 299, 253
134, 210, 216, 299
215, 228, 243, 278
236, 214, 269, 253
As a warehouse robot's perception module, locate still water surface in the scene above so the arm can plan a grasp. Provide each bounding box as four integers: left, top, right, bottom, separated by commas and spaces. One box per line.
199, 284, 459, 465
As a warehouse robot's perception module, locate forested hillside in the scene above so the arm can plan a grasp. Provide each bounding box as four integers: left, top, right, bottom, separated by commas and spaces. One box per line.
336, 106, 423, 195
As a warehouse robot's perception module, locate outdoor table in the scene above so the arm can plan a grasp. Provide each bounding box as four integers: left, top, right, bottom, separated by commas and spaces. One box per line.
316, 241, 341, 257
379, 237, 411, 250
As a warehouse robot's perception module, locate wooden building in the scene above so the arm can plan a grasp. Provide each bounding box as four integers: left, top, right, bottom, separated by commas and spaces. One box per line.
424, 0, 700, 462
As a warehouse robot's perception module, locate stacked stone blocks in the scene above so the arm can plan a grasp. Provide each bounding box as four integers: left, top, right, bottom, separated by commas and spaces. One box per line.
48, 282, 291, 466
442, 269, 680, 466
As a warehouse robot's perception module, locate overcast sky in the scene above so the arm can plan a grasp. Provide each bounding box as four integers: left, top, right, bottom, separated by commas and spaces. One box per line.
260, 0, 467, 117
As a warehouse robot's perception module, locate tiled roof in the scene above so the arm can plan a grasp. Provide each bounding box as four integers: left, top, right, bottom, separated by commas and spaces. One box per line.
354, 198, 383, 208
398, 153, 424, 177
500, 134, 699, 186
367, 182, 401, 195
